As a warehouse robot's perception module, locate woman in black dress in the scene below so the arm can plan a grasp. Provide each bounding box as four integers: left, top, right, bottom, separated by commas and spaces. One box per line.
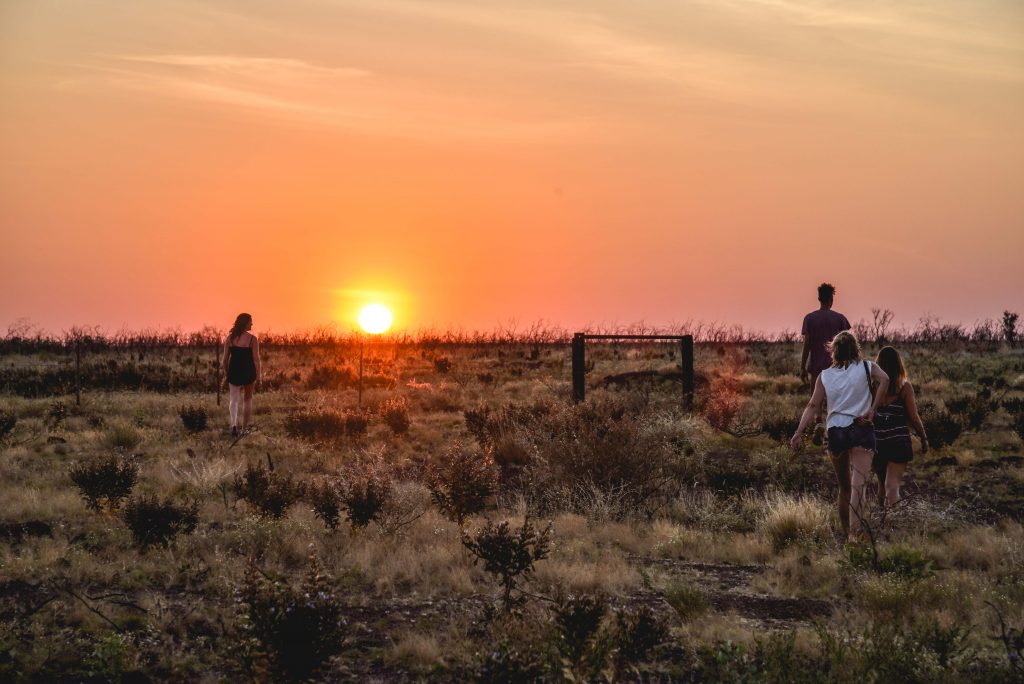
872, 346, 928, 507
222, 313, 261, 437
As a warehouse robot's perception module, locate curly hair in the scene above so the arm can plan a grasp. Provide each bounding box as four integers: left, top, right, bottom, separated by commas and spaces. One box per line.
817, 282, 836, 303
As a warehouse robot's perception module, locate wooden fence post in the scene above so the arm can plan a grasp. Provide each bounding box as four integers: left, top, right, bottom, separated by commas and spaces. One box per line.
75, 340, 81, 407
215, 343, 221, 406
571, 333, 586, 402
681, 335, 694, 410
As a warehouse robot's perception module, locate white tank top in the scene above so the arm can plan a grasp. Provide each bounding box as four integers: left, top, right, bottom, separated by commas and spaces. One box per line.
821, 361, 873, 429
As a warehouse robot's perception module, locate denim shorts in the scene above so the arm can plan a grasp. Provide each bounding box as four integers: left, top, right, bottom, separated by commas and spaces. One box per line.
826, 422, 876, 457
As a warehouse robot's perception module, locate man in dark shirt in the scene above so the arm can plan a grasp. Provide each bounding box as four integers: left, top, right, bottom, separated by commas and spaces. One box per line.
800, 283, 851, 386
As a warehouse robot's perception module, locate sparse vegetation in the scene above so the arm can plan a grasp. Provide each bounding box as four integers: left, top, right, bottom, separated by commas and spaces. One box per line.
69, 454, 139, 511
177, 403, 208, 433
3, 331, 1023, 680
122, 494, 199, 549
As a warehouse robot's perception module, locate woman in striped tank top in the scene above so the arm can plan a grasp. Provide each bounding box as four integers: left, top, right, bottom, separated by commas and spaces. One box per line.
871, 346, 928, 507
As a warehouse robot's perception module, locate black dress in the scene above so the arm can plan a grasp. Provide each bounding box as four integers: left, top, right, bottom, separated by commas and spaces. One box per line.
227, 337, 257, 386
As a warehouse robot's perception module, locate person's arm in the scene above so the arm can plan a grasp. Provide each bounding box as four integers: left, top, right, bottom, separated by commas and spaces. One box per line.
252, 336, 262, 385
791, 376, 826, 449
902, 382, 928, 453
860, 361, 890, 423
800, 335, 811, 383
221, 339, 231, 383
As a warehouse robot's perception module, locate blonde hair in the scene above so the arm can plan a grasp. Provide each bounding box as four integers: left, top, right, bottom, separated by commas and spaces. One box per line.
827, 331, 862, 368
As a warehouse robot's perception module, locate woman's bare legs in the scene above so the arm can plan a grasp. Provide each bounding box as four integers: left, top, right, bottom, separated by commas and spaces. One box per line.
242, 383, 254, 429
829, 452, 851, 538
848, 447, 873, 540
884, 462, 907, 507
228, 384, 241, 428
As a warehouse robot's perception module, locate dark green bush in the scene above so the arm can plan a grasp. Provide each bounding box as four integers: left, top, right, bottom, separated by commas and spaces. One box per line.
284, 407, 345, 443
339, 460, 392, 529
122, 495, 199, 549
0, 410, 16, 439
379, 395, 411, 435
70, 455, 139, 511
553, 593, 607, 667
844, 543, 934, 580
304, 364, 355, 390
237, 552, 346, 682
462, 518, 552, 611
343, 409, 369, 437
177, 403, 208, 433
231, 462, 306, 519
102, 423, 142, 452
427, 441, 499, 526
920, 405, 962, 449
307, 480, 342, 531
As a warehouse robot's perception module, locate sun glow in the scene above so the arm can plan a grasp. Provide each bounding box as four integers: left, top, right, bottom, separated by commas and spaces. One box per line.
358, 303, 393, 334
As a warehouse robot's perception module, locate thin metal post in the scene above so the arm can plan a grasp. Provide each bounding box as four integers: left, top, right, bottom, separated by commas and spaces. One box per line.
681, 335, 694, 410
571, 333, 586, 402
75, 340, 81, 406
358, 335, 365, 407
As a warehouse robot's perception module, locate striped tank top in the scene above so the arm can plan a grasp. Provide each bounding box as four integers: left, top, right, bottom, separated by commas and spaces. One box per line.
873, 390, 913, 459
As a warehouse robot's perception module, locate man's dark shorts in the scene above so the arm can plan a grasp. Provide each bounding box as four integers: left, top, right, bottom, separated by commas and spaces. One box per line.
827, 422, 876, 457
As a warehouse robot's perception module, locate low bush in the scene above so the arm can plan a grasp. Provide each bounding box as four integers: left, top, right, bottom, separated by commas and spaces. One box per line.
920, 405, 962, 449
947, 394, 992, 431
663, 579, 709, 620
305, 364, 355, 390
122, 495, 199, 549
462, 517, 552, 611
69, 455, 139, 511
380, 395, 411, 435
757, 492, 831, 552
307, 480, 342, 531
231, 462, 306, 519
177, 403, 208, 433
1014, 412, 1024, 443
426, 441, 499, 526
343, 409, 369, 437
844, 543, 934, 580
284, 407, 345, 443
515, 399, 692, 517
553, 593, 607, 668
48, 401, 67, 426
339, 459, 392, 529
237, 551, 347, 682
433, 356, 452, 374
102, 423, 142, 452
0, 410, 16, 439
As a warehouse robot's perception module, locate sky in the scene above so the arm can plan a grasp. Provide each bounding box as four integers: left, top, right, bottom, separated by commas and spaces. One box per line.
1, 0, 1022, 335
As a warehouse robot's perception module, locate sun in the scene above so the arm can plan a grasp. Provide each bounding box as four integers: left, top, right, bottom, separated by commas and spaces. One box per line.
358, 303, 393, 334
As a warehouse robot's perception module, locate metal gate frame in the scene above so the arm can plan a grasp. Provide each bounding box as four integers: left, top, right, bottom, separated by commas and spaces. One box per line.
571, 333, 694, 408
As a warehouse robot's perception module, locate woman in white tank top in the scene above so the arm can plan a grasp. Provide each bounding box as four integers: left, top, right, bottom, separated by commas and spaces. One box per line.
791, 331, 889, 542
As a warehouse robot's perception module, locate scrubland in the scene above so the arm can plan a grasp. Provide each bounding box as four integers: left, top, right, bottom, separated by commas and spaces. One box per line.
1, 335, 1023, 682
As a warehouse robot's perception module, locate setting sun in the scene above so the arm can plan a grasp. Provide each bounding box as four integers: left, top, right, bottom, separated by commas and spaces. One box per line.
358, 303, 393, 334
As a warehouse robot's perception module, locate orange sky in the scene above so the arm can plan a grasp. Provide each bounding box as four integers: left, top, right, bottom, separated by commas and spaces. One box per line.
1, 0, 1022, 335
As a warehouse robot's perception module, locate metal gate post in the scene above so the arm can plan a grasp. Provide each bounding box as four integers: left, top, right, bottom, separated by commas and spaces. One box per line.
571, 333, 586, 402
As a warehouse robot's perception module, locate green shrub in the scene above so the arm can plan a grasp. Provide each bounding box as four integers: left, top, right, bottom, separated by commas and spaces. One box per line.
343, 409, 369, 437
552, 593, 607, 667
339, 459, 392, 529
231, 462, 306, 519
462, 518, 552, 611
102, 423, 142, 452
427, 441, 499, 526
380, 395, 411, 435
307, 480, 342, 531
663, 579, 709, 620
757, 493, 831, 552
284, 407, 345, 443
844, 543, 934, 580
237, 552, 346, 682
0, 410, 16, 439
177, 403, 208, 433
920, 405, 962, 449
122, 495, 199, 549
69, 455, 139, 511
1013, 412, 1024, 443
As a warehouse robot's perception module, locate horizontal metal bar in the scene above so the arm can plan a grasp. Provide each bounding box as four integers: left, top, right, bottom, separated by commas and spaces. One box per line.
573, 334, 692, 341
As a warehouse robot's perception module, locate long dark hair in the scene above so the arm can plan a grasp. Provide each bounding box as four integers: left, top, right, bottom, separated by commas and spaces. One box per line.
229, 313, 252, 344
875, 346, 907, 396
